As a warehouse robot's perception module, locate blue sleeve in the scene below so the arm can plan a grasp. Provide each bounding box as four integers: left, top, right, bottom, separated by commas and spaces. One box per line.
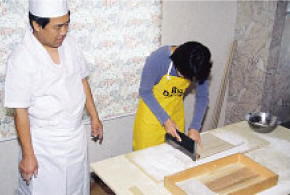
189, 80, 209, 131
139, 46, 171, 125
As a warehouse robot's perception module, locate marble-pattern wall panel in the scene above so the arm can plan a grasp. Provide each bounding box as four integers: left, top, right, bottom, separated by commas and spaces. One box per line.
261, 1, 286, 113
225, 1, 287, 124
269, 2, 290, 122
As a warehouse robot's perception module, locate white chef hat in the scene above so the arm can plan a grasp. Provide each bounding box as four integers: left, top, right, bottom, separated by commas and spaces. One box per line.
29, 0, 68, 18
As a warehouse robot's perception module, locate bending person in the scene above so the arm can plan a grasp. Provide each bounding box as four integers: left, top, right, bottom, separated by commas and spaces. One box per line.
133, 41, 212, 150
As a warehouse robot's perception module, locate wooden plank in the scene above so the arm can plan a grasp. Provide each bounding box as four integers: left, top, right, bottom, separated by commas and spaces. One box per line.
204, 167, 259, 193
91, 155, 170, 195
238, 153, 278, 178
209, 40, 236, 130
164, 177, 186, 195
164, 153, 278, 195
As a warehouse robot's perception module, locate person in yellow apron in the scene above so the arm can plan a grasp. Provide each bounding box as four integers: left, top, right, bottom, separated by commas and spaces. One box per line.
134, 42, 212, 150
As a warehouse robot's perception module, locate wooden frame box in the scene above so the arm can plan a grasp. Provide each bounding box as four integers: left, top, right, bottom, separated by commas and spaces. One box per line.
164, 153, 278, 195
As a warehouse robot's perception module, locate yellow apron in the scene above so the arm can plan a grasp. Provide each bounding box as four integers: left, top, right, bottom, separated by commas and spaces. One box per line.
133, 62, 190, 150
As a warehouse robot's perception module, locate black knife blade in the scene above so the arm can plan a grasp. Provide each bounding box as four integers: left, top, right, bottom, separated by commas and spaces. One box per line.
165, 130, 195, 153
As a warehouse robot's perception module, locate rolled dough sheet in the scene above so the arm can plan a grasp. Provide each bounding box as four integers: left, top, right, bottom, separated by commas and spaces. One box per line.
126, 134, 239, 182
198, 133, 237, 159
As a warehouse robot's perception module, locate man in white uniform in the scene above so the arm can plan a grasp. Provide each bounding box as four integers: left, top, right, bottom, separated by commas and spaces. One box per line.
4, 0, 103, 194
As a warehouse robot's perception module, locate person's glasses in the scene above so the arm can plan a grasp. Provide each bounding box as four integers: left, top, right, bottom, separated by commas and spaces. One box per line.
53, 22, 70, 32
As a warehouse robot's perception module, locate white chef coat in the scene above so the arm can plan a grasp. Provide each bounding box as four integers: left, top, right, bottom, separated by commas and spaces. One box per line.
4, 28, 90, 195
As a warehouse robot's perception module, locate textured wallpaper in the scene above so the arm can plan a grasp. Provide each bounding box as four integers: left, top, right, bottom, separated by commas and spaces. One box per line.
0, 0, 162, 141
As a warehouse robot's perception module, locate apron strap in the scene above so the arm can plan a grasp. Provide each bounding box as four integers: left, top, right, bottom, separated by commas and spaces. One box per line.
166, 62, 173, 80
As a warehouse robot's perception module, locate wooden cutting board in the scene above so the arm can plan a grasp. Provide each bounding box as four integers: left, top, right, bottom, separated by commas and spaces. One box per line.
164, 153, 278, 195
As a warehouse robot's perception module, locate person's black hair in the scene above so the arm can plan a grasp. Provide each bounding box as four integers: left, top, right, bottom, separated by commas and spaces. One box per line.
29, 12, 50, 30
170, 41, 212, 84
28, 11, 70, 30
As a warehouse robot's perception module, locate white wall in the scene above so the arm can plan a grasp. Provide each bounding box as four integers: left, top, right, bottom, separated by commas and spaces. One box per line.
0, 2, 238, 194
87, 115, 134, 163
0, 139, 18, 195
162, 1, 237, 131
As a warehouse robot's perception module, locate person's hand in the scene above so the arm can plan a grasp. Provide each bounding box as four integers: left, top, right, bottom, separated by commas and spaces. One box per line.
91, 117, 103, 141
19, 154, 38, 186
188, 129, 202, 148
164, 119, 181, 141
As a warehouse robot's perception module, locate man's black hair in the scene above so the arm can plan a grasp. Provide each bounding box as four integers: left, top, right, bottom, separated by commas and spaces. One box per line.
28, 11, 70, 30
170, 41, 212, 84
29, 12, 50, 30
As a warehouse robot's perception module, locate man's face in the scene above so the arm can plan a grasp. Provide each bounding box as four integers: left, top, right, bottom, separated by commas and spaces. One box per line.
33, 13, 70, 49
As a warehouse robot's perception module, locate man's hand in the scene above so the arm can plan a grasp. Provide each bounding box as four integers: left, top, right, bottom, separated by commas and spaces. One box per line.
82, 78, 103, 142
164, 119, 181, 141
188, 129, 202, 148
19, 154, 38, 185
14, 108, 37, 185
91, 118, 103, 141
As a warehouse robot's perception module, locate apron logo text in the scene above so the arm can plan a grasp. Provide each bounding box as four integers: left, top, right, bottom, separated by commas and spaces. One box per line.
163, 87, 184, 97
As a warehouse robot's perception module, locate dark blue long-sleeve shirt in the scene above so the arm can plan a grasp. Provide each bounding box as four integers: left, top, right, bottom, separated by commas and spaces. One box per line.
139, 46, 209, 131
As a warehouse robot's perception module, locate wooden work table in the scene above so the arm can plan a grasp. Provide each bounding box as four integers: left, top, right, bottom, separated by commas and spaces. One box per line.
90, 121, 290, 195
